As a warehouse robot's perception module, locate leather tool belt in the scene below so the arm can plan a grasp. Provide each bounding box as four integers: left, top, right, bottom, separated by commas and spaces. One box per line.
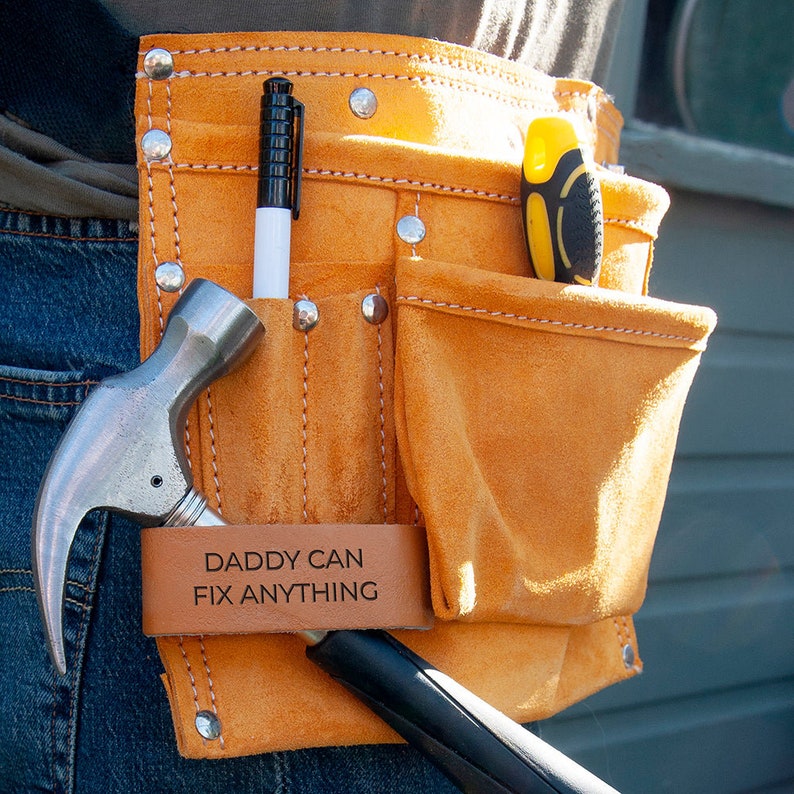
134, 30, 717, 759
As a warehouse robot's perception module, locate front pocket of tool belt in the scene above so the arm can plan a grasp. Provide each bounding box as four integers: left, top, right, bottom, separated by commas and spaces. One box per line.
394, 256, 717, 626
205, 284, 396, 527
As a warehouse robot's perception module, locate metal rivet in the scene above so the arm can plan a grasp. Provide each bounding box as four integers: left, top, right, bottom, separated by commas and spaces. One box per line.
349, 87, 378, 119
361, 294, 389, 325
293, 299, 319, 331
143, 48, 175, 80
195, 710, 222, 740
141, 129, 172, 161
622, 643, 636, 669
396, 215, 426, 245
154, 261, 185, 292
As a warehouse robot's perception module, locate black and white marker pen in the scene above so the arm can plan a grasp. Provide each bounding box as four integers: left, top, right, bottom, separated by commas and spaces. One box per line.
253, 77, 304, 299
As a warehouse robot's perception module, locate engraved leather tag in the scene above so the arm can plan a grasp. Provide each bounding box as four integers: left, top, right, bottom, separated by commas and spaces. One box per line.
141, 524, 432, 635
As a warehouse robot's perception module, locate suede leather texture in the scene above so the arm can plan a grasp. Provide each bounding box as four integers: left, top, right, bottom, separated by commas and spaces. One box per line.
134, 31, 717, 759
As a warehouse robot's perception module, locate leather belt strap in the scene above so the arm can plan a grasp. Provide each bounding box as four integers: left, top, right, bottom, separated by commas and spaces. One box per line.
141, 523, 432, 635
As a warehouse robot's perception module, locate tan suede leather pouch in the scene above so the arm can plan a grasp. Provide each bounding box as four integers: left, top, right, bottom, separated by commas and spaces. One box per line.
134, 31, 717, 759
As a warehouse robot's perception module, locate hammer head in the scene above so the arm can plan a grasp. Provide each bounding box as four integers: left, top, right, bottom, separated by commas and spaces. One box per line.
32, 279, 264, 674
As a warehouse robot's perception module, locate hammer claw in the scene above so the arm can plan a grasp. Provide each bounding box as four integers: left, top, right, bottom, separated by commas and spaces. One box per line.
31, 280, 264, 674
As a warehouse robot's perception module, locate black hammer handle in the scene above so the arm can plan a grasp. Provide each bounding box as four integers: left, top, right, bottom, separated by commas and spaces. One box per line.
306, 630, 619, 794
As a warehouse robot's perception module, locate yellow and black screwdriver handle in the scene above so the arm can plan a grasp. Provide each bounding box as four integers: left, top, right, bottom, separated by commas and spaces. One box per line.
520, 116, 603, 286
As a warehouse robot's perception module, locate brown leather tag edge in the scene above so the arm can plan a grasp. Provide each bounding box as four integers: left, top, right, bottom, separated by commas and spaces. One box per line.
141, 523, 433, 635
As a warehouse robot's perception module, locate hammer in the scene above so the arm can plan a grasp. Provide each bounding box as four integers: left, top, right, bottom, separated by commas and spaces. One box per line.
31, 278, 617, 794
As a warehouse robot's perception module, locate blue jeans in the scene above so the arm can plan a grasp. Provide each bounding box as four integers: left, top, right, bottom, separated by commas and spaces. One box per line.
0, 208, 457, 793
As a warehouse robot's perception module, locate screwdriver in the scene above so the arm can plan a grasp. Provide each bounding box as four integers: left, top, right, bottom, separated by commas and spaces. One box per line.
520, 116, 603, 285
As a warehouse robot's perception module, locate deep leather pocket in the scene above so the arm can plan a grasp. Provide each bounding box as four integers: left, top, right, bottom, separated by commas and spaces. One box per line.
204, 287, 396, 526
394, 256, 717, 626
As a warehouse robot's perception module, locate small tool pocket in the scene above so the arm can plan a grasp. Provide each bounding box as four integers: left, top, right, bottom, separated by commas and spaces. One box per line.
202, 279, 397, 528
395, 256, 717, 626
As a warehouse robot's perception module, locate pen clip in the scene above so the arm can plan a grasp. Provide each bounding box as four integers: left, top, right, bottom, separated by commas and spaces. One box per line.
291, 98, 304, 220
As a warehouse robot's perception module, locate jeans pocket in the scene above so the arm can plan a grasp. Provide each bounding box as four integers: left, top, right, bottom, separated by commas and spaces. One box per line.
0, 364, 95, 566
0, 363, 109, 792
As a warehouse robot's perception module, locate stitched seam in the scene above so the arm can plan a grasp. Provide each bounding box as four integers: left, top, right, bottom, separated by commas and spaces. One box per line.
604, 217, 657, 237
396, 296, 701, 343
0, 586, 84, 607
166, 81, 184, 268
178, 636, 202, 722
184, 417, 194, 472
160, 67, 619, 148
149, 43, 614, 112
0, 586, 81, 605
375, 284, 388, 522
613, 617, 628, 663
198, 637, 225, 749
169, 163, 520, 204
141, 44, 618, 132
301, 328, 309, 522
152, 165, 656, 222
0, 376, 96, 388
66, 515, 105, 789
0, 393, 83, 406
0, 569, 92, 593
145, 79, 166, 336
613, 616, 640, 672
612, 617, 630, 670
0, 228, 135, 243
168, 162, 182, 263
152, 44, 571, 96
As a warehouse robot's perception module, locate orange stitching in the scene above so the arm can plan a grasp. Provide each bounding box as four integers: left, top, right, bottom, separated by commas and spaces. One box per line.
159, 67, 619, 149
301, 328, 309, 522
198, 636, 224, 749
166, 82, 184, 269
139, 43, 617, 118
0, 228, 135, 243
177, 636, 202, 721
0, 375, 96, 388
172, 163, 256, 172
145, 79, 166, 336
156, 167, 656, 226
604, 217, 658, 238
396, 295, 702, 343
613, 616, 625, 643
375, 284, 388, 522
169, 66, 610, 124
183, 416, 194, 472
169, 162, 520, 204
613, 616, 640, 672
150, 44, 555, 95
0, 392, 82, 407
